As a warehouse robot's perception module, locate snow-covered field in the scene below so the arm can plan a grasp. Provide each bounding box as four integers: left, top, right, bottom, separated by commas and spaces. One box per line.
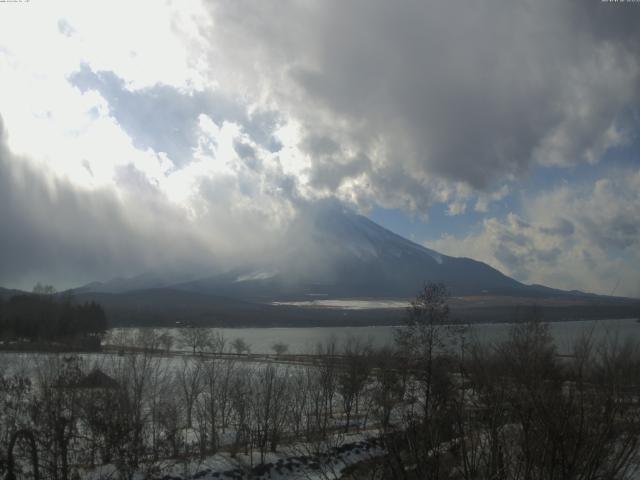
0, 350, 391, 480
2, 318, 640, 479
82, 435, 384, 480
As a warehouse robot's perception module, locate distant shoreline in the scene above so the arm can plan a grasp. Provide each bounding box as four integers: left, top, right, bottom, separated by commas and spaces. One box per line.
110, 316, 639, 329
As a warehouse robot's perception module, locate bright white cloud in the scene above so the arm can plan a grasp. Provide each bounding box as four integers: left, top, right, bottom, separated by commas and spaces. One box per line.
430, 170, 640, 297
0, 0, 201, 190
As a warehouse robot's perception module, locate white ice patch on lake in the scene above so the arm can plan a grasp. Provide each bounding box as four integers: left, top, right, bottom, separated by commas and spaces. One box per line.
271, 299, 409, 310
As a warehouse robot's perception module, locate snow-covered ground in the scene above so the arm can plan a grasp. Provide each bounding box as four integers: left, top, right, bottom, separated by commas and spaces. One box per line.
82, 436, 385, 480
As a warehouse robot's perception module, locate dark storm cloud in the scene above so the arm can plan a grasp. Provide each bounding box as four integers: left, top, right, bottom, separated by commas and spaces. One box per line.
0, 116, 214, 288
203, 0, 640, 209
302, 135, 340, 157
69, 65, 282, 168
0, 101, 322, 290
309, 153, 371, 191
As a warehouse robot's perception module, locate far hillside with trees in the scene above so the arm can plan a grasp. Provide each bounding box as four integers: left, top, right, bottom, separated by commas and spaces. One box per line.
0, 284, 108, 350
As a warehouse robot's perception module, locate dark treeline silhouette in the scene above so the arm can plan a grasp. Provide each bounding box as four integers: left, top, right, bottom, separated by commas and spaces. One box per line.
67, 286, 640, 328
370, 284, 640, 480
0, 291, 107, 347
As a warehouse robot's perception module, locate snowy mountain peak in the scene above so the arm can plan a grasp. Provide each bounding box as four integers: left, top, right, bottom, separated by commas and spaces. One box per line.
76, 202, 537, 299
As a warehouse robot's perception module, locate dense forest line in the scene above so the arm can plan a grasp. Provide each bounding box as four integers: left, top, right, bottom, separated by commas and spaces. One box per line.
2, 284, 639, 329
73, 289, 640, 328
0, 287, 108, 347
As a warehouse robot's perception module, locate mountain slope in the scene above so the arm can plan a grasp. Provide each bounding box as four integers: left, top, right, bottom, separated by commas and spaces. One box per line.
77, 202, 575, 300
295, 205, 525, 297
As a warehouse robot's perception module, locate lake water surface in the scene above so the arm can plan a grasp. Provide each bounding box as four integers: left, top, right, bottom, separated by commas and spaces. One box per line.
111, 318, 639, 355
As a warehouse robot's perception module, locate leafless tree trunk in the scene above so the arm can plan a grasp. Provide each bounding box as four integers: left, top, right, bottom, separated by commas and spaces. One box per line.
338, 336, 372, 433
177, 357, 203, 429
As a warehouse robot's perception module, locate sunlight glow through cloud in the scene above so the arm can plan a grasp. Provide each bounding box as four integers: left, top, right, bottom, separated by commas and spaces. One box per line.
0, 0, 639, 296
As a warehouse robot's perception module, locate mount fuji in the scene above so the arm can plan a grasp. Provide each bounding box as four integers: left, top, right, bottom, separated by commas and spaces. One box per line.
77, 202, 580, 300
64, 202, 640, 326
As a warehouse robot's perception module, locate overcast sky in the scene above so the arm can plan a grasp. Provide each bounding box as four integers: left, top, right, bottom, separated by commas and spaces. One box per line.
0, 0, 639, 296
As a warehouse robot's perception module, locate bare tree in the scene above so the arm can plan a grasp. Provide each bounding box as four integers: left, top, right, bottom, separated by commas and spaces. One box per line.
199, 357, 236, 453
370, 347, 406, 432
231, 337, 251, 355
315, 336, 339, 424
158, 331, 174, 353
0, 369, 35, 480
287, 368, 310, 437
156, 396, 182, 458
135, 328, 163, 352
31, 354, 84, 480
210, 330, 227, 354
250, 364, 290, 463
179, 326, 214, 355
176, 357, 203, 429
394, 283, 452, 417
452, 317, 640, 480
32, 283, 56, 296
337, 336, 372, 433
107, 349, 166, 478
385, 283, 458, 479
229, 366, 251, 458
271, 341, 289, 356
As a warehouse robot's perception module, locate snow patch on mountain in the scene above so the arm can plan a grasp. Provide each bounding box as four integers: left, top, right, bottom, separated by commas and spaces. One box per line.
235, 271, 279, 282
423, 248, 444, 264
